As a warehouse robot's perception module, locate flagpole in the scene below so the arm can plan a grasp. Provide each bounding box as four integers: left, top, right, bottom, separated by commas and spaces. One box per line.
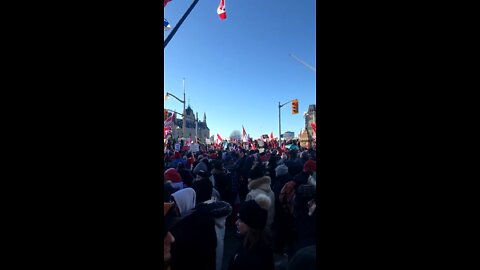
164, 0, 200, 49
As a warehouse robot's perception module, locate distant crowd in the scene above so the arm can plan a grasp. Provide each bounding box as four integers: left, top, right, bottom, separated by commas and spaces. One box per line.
163, 144, 317, 270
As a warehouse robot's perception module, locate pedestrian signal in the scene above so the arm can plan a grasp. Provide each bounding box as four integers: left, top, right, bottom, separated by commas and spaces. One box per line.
292, 99, 299, 114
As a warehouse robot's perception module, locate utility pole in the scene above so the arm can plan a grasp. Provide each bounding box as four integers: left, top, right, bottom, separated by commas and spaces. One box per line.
278, 100, 291, 145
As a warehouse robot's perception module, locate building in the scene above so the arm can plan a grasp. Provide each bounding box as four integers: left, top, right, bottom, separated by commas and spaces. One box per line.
299, 104, 316, 147
167, 105, 210, 143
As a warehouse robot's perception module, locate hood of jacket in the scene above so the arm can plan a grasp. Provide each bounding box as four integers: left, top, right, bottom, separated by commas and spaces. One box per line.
248, 176, 272, 192
197, 200, 232, 218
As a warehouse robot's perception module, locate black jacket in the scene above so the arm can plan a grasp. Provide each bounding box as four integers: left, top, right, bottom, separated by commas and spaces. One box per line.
170, 203, 217, 270
211, 168, 233, 203
228, 240, 274, 270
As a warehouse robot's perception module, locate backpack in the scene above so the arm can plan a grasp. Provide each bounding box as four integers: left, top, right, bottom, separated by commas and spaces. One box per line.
279, 181, 296, 214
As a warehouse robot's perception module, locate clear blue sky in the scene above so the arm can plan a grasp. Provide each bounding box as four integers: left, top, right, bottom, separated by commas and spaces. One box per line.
164, 0, 316, 140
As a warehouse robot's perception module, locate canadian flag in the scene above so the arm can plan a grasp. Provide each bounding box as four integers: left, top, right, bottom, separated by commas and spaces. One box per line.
217, 0, 226, 20
217, 133, 222, 142
242, 126, 247, 142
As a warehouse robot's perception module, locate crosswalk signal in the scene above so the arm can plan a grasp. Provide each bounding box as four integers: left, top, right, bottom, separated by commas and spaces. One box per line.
292, 99, 299, 114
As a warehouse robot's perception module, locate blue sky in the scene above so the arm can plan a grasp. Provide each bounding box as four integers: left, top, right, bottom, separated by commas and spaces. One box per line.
164, 0, 316, 140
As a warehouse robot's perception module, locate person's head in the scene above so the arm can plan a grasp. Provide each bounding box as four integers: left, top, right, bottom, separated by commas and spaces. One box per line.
239, 148, 246, 157
275, 164, 289, 177
192, 176, 213, 204
303, 160, 316, 175
164, 202, 176, 263
176, 162, 184, 171
164, 168, 181, 182
236, 194, 271, 248
248, 162, 266, 180
170, 188, 196, 216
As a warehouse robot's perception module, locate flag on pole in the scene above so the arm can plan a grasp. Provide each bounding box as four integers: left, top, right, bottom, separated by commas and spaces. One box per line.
242, 126, 247, 143
164, 0, 172, 8
164, 18, 171, 31
164, 112, 175, 128
217, 133, 222, 142
270, 132, 274, 141
217, 0, 226, 20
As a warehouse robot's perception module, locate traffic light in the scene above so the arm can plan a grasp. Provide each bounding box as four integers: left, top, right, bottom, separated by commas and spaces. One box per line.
292, 99, 299, 114
196, 137, 200, 144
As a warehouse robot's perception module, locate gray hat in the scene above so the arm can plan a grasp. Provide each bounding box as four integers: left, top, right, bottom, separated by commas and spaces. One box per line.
193, 161, 208, 176
275, 164, 289, 177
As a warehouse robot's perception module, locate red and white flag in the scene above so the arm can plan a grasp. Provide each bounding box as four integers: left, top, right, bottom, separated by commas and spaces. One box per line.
242, 125, 247, 142
270, 132, 274, 141
217, 133, 223, 142
164, 112, 175, 129
217, 0, 226, 20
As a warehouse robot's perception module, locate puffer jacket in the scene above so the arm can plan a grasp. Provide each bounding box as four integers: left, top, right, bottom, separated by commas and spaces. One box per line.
246, 176, 275, 230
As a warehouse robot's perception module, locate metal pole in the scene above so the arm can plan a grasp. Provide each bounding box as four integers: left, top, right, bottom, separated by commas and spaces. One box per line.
164, 0, 200, 49
278, 102, 281, 147
182, 78, 186, 140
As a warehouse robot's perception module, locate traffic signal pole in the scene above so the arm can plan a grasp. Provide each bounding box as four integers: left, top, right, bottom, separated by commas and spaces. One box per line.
164, 0, 200, 49
278, 100, 291, 145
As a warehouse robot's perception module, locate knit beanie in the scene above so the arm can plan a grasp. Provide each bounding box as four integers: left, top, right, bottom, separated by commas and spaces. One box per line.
164, 168, 182, 182
238, 194, 271, 230
275, 164, 289, 177
248, 162, 266, 180
193, 161, 208, 176
303, 160, 316, 174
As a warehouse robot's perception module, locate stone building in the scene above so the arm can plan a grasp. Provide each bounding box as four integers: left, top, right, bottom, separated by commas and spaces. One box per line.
299, 104, 316, 147
167, 105, 210, 143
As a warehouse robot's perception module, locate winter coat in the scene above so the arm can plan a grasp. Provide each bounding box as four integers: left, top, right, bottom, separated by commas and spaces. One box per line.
170, 203, 217, 270
228, 239, 275, 270
246, 176, 275, 230
200, 200, 232, 270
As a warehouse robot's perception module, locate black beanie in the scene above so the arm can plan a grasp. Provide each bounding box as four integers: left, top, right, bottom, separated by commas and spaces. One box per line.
238, 199, 268, 230
248, 163, 266, 180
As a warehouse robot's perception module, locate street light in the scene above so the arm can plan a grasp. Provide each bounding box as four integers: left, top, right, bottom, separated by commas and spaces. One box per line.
165, 78, 186, 139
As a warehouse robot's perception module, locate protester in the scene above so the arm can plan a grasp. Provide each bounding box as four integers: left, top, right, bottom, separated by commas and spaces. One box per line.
169, 194, 217, 270
228, 194, 275, 270
245, 163, 275, 230
271, 164, 295, 257
211, 160, 232, 203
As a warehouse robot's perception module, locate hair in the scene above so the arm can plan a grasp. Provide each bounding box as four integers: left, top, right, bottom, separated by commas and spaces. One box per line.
243, 226, 272, 249
177, 162, 184, 170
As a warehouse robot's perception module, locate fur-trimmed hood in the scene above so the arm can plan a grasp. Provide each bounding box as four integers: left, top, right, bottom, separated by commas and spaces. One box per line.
248, 176, 272, 192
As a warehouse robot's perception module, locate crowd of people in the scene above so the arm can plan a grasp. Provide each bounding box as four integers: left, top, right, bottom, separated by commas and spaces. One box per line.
163, 143, 317, 270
